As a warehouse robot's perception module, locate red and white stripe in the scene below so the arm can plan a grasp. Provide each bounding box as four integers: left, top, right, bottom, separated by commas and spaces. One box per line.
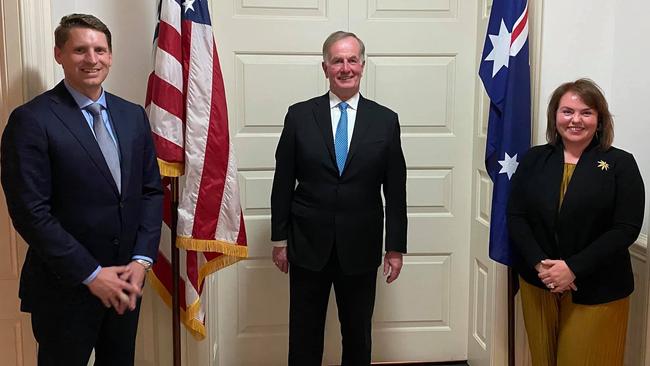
509, 2, 528, 57
145, 0, 248, 339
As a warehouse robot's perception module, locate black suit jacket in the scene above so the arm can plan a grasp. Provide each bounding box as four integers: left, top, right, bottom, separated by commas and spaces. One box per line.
1, 81, 163, 312
271, 93, 407, 275
508, 140, 645, 304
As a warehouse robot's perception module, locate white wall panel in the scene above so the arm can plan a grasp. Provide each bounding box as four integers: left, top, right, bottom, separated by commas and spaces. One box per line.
369, 0, 457, 19
365, 56, 455, 133
236, 0, 325, 17
0, 321, 23, 366
475, 170, 491, 228
375, 255, 451, 327
406, 169, 452, 213
237, 260, 289, 334
406, 215, 455, 254
472, 259, 488, 349
238, 171, 274, 210
235, 54, 327, 131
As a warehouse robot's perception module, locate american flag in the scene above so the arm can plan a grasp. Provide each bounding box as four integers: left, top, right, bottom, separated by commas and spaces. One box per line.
478, 0, 531, 266
145, 0, 248, 339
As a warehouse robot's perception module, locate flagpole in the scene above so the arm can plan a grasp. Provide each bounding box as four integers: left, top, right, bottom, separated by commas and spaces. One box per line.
507, 267, 515, 366
170, 177, 181, 366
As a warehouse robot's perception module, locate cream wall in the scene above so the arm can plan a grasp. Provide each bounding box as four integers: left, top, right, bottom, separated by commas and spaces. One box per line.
50, 1, 156, 105
537, 0, 650, 235
610, 0, 650, 237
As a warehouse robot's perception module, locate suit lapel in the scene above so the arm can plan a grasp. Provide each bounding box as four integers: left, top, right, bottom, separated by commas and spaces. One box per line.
106, 93, 132, 196
49, 82, 120, 196
313, 93, 337, 168
346, 95, 371, 169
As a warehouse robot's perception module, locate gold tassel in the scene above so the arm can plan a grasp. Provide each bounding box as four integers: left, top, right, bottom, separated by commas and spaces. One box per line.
157, 159, 184, 177
176, 236, 249, 258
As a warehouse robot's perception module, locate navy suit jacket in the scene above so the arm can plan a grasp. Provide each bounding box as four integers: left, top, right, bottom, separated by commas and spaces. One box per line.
271, 93, 407, 275
1, 81, 163, 312
508, 140, 645, 304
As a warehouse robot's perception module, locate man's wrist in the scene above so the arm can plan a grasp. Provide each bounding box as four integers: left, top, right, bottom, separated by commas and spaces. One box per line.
134, 259, 152, 271
83, 265, 102, 285
272, 240, 288, 248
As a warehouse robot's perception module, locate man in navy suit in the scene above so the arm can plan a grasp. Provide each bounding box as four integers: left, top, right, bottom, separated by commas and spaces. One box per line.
271, 31, 407, 365
1, 14, 162, 365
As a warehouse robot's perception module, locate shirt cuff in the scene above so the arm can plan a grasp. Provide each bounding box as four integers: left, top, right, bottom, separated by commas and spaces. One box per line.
272, 240, 287, 248
82, 266, 102, 285
132, 255, 153, 264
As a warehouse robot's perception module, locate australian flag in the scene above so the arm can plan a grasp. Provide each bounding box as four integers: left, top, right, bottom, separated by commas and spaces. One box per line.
478, 0, 531, 266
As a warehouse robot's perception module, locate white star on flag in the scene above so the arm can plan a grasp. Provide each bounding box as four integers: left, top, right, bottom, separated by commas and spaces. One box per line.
498, 152, 519, 180
182, 0, 196, 13
484, 19, 511, 77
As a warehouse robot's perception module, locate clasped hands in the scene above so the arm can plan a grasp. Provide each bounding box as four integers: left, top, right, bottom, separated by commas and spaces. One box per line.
87, 260, 147, 315
536, 259, 577, 293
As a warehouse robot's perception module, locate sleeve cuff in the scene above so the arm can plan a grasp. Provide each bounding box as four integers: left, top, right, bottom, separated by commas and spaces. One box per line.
132, 255, 153, 264
82, 265, 102, 285
272, 240, 287, 248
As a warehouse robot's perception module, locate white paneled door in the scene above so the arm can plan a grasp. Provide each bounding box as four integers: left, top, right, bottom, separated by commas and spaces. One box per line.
205, 0, 480, 364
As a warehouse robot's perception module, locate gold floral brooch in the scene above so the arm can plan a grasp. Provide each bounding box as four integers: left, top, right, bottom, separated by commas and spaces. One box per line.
597, 160, 609, 171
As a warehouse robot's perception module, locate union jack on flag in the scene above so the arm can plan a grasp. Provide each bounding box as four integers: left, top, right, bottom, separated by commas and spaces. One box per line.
478, 0, 531, 266
145, 0, 248, 339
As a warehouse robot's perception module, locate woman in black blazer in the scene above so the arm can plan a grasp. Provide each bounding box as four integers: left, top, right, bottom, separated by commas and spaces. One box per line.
508, 78, 645, 365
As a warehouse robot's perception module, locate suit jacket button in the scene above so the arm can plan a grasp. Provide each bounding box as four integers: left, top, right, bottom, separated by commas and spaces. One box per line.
112, 238, 120, 246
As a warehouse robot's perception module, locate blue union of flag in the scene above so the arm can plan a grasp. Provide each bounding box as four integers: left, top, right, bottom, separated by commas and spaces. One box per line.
479, 0, 531, 266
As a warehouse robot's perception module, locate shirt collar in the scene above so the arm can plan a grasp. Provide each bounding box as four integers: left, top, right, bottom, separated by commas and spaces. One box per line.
328, 91, 360, 110
63, 80, 107, 110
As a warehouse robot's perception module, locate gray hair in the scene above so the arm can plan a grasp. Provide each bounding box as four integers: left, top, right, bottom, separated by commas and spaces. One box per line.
322, 31, 365, 62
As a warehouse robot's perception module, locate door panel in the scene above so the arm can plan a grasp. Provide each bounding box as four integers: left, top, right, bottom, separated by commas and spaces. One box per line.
347, 0, 478, 362
205, 0, 479, 364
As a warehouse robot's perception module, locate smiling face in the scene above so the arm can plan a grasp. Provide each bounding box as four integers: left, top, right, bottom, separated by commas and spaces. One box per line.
54, 27, 112, 100
322, 36, 365, 101
555, 91, 598, 149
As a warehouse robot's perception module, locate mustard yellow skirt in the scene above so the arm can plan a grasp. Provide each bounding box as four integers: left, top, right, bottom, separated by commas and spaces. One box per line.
519, 277, 629, 366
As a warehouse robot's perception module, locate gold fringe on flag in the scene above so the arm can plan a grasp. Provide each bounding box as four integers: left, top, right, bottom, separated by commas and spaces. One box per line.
147, 251, 247, 341
157, 159, 184, 177
198, 255, 245, 288
148, 271, 206, 340
176, 236, 249, 257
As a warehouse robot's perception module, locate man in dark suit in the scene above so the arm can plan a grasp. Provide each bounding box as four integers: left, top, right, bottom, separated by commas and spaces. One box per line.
271, 31, 407, 365
1, 14, 162, 365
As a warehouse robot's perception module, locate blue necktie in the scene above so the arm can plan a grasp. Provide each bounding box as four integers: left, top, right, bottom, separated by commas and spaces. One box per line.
335, 102, 349, 175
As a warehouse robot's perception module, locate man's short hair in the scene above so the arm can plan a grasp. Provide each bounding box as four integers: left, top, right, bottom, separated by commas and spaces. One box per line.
54, 13, 112, 51
322, 31, 365, 62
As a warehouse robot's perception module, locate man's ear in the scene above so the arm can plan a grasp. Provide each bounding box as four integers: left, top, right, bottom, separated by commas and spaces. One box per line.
54, 47, 62, 65
322, 61, 328, 78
